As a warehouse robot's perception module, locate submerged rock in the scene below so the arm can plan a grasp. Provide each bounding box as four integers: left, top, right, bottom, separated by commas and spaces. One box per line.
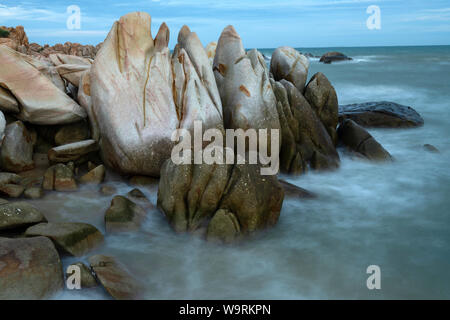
338, 119, 392, 162
270, 46, 310, 93
1, 121, 34, 173
278, 179, 317, 199
0, 45, 86, 125
89, 254, 142, 300
25, 222, 104, 256
423, 144, 439, 153
0, 236, 64, 299
304, 72, 339, 144
24, 187, 44, 199
0, 202, 46, 231
105, 196, 146, 233
339, 101, 424, 128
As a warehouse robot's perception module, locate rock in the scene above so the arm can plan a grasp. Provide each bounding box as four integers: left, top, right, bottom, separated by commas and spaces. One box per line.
337, 119, 392, 161
158, 158, 284, 236
56, 64, 90, 87
100, 185, 117, 196
270, 46, 310, 93
49, 53, 93, 66
24, 187, 44, 199
339, 102, 424, 128
129, 176, 159, 187
105, 196, 146, 233
77, 72, 100, 141
89, 254, 141, 300
206, 209, 240, 244
90, 13, 223, 176
272, 79, 339, 174
43, 163, 77, 191
0, 121, 34, 173
424, 144, 439, 153
127, 188, 154, 210
0, 236, 64, 299
213, 26, 280, 152
0, 172, 22, 185
278, 179, 317, 199
0, 45, 86, 125
304, 72, 339, 144
0, 87, 20, 113
0, 202, 46, 231
319, 51, 352, 64
79, 165, 106, 185
0, 111, 5, 143
205, 41, 217, 65
54, 121, 90, 146
0, 184, 24, 198
48, 139, 98, 163
66, 262, 98, 288
25, 222, 104, 256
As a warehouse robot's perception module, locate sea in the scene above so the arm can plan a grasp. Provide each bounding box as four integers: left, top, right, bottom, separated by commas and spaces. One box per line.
48, 45, 450, 299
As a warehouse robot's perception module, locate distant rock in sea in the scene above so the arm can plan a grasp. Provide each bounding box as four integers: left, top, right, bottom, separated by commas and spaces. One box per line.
319, 51, 352, 64
339, 101, 424, 128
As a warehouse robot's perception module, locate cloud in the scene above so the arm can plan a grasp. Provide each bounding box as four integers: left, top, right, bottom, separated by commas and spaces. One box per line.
0, 4, 66, 22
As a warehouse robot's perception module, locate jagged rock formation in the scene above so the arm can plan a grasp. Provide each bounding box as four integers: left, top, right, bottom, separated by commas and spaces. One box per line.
90, 12, 223, 176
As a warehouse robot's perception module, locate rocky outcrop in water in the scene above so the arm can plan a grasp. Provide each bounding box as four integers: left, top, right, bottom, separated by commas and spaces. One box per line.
339, 101, 424, 128
338, 119, 392, 161
158, 157, 284, 241
304, 72, 340, 144
105, 195, 147, 233
272, 79, 339, 174
319, 51, 352, 64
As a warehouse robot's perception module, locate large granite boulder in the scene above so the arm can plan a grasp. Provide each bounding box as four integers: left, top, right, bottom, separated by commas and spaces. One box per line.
304, 72, 339, 144
213, 26, 280, 152
337, 119, 392, 161
0, 45, 86, 125
1, 121, 34, 173
90, 13, 223, 176
158, 158, 284, 240
339, 101, 424, 128
25, 222, 104, 256
270, 46, 310, 93
0, 236, 64, 299
272, 79, 339, 174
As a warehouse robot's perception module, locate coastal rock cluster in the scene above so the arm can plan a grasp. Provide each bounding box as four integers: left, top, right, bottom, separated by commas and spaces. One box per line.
0, 12, 426, 299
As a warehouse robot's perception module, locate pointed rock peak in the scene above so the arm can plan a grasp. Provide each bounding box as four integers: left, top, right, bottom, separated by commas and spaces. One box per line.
155, 22, 170, 51
178, 25, 192, 41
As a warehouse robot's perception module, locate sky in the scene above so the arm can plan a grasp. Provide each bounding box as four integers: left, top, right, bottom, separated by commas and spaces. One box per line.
1, 0, 450, 48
